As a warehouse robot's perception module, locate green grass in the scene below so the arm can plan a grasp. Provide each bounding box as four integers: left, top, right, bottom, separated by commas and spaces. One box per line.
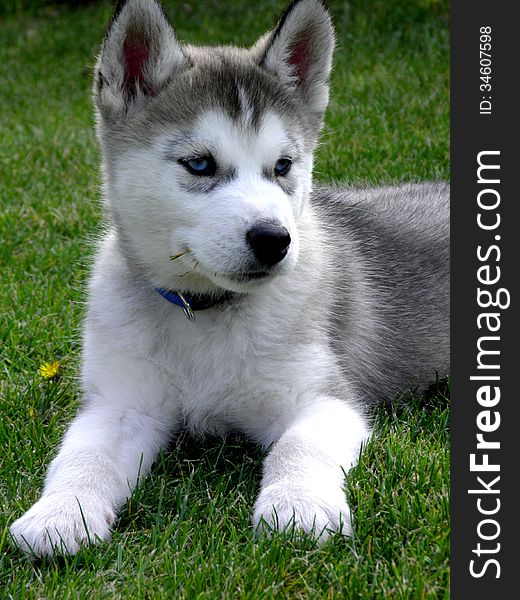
0, 1, 449, 597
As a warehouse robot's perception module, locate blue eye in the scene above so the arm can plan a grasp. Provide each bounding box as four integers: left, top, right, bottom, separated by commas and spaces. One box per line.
274, 158, 292, 176
180, 156, 217, 176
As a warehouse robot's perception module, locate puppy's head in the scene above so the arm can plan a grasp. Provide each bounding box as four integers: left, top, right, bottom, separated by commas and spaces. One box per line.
94, 0, 334, 294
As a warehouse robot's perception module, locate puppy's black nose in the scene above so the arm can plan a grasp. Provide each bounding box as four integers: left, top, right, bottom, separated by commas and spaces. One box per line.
246, 223, 291, 267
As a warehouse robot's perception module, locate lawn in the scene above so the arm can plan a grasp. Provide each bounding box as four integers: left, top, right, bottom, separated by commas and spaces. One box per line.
0, 0, 450, 597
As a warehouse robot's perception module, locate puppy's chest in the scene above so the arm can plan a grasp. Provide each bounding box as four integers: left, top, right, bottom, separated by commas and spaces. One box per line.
157, 315, 294, 438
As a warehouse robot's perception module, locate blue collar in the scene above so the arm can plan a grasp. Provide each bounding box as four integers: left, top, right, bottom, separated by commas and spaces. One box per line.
155, 287, 234, 321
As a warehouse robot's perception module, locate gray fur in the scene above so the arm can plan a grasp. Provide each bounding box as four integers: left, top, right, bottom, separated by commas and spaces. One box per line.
9, 0, 449, 557
94, 0, 331, 170
93, 0, 449, 407
313, 182, 449, 402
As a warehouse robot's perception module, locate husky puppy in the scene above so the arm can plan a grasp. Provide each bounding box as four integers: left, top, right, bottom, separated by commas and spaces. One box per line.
10, 0, 449, 557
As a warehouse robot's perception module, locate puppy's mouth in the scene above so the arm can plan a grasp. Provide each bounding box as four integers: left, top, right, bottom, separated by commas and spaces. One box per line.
208, 270, 275, 292
227, 271, 271, 282
208, 269, 276, 294
167, 249, 276, 292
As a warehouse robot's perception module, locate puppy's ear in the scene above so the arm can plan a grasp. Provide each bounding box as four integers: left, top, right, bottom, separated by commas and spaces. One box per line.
94, 0, 187, 119
254, 0, 335, 118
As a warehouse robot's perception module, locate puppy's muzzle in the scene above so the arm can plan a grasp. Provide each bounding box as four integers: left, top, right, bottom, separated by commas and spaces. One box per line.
246, 222, 291, 267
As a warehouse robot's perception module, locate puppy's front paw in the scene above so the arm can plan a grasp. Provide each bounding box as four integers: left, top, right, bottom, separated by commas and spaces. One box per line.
252, 482, 352, 543
10, 493, 115, 558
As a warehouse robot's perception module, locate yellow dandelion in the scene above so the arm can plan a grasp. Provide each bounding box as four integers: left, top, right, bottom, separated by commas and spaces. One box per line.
39, 360, 61, 380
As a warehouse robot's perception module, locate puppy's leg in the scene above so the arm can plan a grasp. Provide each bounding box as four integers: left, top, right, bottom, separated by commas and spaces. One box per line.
253, 397, 370, 542
10, 355, 178, 558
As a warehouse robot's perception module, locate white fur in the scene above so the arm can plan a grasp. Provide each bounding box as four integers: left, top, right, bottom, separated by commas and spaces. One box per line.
10, 211, 370, 555
10, 0, 371, 558
109, 110, 307, 294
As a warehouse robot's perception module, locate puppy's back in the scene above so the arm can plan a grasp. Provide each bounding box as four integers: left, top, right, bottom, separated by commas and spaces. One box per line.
311, 182, 450, 402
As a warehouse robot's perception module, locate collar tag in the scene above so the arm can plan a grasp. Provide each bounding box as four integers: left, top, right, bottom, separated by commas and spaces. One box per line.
155, 287, 195, 321
176, 291, 195, 321
155, 287, 234, 318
